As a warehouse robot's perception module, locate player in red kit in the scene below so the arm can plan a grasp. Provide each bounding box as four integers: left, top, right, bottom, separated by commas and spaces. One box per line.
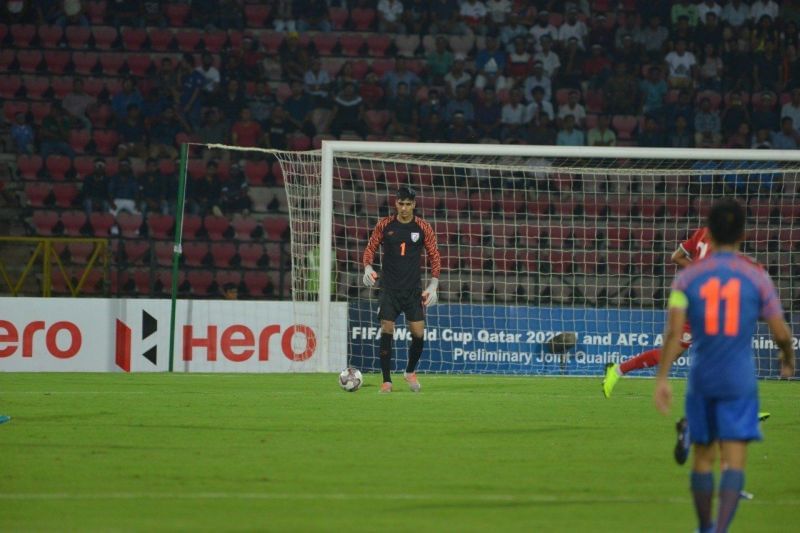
602, 227, 711, 399
362, 186, 441, 393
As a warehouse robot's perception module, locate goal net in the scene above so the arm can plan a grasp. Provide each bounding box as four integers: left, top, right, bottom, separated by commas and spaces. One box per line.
262, 143, 798, 378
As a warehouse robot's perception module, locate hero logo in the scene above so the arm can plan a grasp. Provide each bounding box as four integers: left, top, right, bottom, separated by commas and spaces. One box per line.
182, 323, 317, 362
0, 320, 82, 358
115, 312, 317, 371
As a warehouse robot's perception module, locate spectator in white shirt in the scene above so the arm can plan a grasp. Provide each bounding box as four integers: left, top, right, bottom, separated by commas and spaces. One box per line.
474, 58, 512, 92
721, 0, 750, 27
196, 53, 220, 95
459, 0, 488, 35
530, 10, 558, 52
485, 0, 510, 25
501, 88, 529, 142
303, 58, 331, 104
528, 86, 554, 122
377, 0, 404, 33
443, 57, 473, 97
500, 13, 529, 52
697, 0, 722, 23
664, 39, 697, 89
534, 35, 561, 78
781, 88, 800, 129
523, 61, 552, 102
557, 90, 586, 129
557, 7, 588, 50
750, 0, 779, 22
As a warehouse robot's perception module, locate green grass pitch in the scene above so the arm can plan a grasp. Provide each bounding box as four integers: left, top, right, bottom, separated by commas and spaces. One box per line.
1, 373, 798, 532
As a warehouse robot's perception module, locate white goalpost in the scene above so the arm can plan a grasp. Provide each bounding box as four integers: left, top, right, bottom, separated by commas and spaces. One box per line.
261, 143, 798, 378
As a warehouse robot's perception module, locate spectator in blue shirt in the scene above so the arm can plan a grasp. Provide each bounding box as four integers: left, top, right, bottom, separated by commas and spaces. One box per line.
111, 78, 144, 120
475, 35, 507, 73
382, 57, 421, 99
179, 54, 206, 129
640, 66, 668, 116
475, 87, 502, 141
10, 113, 35, 155
444, 85, 475, 123
556, 115, 585, 146
116, 104, 147, 159
771, 117, 800, 149
108, 159, 140, 217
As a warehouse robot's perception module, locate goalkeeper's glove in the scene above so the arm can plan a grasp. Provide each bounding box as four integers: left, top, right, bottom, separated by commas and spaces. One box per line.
422, 278, 439, 307
363, 265, 378, 287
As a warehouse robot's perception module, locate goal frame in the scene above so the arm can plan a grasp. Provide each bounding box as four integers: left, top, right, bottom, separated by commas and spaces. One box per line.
317, 141, 800, 364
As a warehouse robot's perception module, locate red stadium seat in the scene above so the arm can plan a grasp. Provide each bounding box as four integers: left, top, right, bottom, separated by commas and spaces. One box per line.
148, 28, 175, 51
262, 216, 289, 240
216, 270, 242, 290
370, 59, 394, 78
0, 50, 15, 71
65, 26, 91, 48
210, 242, 237, 267
45, 155, 72, 181
11, 25, 36, 46
17, 155, 43, 180
175, 29, 203, 51
85, 1, 107, 24
165, 3, 191, 26
32, 211, 59, 235
187, 270, 214, 296
2, 100, 28, 123
313, 33, 339, 56
67, 242, 95, 264
68, 129, 91, 153
92, 129, 120, 155
288, 135, 312, 151
238, 243, 264, 268
116, 212, 143, 237
153, 241, 174, 267
50, 77, 72, 99
44, 50, 71, 74
270, 161, 285, 186
135, 270, 155, 295
351, 8, 375, 30
232, 216, 258, 240
339, 34, 365, 56
243, 271, 274, 296
364, 109, 390, 134
244, 4, 271, 27
0, 75, 22, 99
22, 76, 49, 99
203, 31, 228, 53
126, 54, 152, 77
260, 32, 284, 55
182, 214, 203, 239
328, 7, 349, 29
605, 226, 631, 249
243, 160, 269, 185
147, 214, 175, 239
265, 243, 284, 269
612, 115, 638, 141
72, 52, 99, 75
98, 53, 126, 75
61, 211, 87, 236
203, 215, 230, 240
121, 27, 147, 50
182, 242, 209, 267
93, 26, 118, 50
38, 25, 64, 48
89, 212, 115, 236
52, 183, 80, 208
17, 50, 43, 73
30, 101, 53, 124
24, 183, 51, 208
366, 35, 392, 56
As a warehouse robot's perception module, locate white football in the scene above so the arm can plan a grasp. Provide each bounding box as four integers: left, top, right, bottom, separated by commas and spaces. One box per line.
338, 368, 363, 392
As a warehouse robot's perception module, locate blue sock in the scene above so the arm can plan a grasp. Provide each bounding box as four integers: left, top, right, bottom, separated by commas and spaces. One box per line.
691, 471, 714, 532
716, 469, 744, 533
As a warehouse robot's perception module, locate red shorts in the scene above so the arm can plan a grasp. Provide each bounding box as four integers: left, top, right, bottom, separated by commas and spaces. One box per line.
680, 322, 693, 350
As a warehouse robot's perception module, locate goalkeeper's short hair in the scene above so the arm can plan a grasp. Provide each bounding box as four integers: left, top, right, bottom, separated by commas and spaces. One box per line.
548, 332, 578, 354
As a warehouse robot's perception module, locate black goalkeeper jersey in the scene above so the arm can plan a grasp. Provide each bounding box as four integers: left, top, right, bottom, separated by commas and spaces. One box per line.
363, 215, 441, 290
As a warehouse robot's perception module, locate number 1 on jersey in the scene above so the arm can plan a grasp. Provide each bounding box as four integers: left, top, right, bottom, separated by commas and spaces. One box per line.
699, 277, 741, 336
400, 242, 406, 256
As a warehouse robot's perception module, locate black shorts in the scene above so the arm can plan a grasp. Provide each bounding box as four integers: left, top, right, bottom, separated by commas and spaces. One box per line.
378, 287, 424, 322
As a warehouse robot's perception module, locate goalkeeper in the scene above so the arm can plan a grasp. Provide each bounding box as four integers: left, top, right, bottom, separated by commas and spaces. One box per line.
362, 186, 441, 393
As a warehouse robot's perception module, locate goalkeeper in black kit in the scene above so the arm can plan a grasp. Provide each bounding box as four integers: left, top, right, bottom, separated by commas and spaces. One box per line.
362, 186, 441, 393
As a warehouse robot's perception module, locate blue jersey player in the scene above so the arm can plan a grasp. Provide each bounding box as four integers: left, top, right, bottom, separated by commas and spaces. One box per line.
654, 198, 795, 533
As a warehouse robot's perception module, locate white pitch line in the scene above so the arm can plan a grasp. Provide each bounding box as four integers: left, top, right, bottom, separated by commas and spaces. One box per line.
0, 493, 797, 506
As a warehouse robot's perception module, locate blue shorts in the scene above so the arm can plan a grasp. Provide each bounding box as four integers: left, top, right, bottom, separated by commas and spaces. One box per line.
684, 392, 762, 445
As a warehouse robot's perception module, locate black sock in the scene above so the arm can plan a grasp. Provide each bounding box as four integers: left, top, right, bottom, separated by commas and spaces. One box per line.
379, 332, 393, 383
406, 335, 424, 373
